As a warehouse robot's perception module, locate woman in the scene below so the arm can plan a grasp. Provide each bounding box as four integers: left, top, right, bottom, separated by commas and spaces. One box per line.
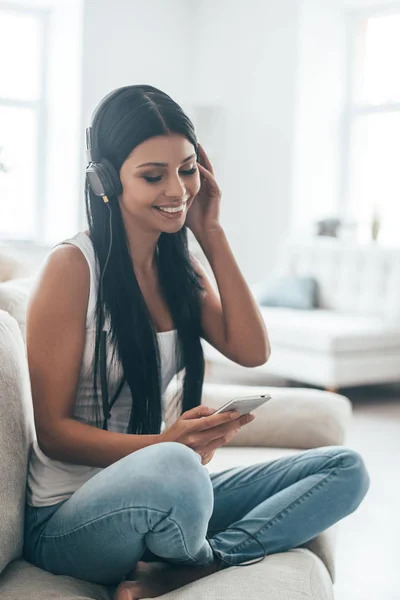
24, 85, 370, 600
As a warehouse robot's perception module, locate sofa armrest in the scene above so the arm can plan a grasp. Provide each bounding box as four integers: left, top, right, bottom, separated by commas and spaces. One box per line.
201, 383, 352, 449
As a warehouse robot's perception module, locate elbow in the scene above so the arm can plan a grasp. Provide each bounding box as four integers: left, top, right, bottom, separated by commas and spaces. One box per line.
235, 341, 271, 368
254, 345, 272, 367
36, 423, 65, 460
36, 428, 58, 459
36, 434, 55, 459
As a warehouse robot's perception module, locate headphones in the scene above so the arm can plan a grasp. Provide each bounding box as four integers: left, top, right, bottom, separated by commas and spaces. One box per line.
85, 87, 128, 202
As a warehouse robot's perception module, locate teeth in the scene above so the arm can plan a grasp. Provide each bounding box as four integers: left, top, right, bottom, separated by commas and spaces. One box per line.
158, 202, 186, 213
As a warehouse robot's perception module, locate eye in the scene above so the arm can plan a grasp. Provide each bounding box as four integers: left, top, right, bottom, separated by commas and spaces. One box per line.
143, 167, 197, 184
143, 175, 162, 183
180, 167, 198, 176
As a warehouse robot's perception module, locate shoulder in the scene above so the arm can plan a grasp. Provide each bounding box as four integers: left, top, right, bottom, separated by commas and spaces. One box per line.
45, 243, 89, 283
28, 243, 90, 318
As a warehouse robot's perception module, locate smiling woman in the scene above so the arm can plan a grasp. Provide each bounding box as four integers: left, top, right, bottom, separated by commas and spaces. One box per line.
23, 84, 274, 599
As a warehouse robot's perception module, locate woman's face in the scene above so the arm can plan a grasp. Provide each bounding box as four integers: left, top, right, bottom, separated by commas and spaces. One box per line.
119, 134, 200, 234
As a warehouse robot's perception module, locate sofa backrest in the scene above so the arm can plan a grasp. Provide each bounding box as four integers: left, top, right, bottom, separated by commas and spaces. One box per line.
0, 311, 35, 574
280, 237, 400, 319
0, 278, 35, 342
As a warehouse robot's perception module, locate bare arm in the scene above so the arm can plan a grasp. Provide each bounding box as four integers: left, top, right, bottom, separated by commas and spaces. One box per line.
193, 228, 271, 368
27, 245, 162, 469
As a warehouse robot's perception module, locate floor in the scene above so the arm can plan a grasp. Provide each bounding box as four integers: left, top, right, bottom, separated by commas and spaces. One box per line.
333, 385, 400, 600
205, 365, 400, 600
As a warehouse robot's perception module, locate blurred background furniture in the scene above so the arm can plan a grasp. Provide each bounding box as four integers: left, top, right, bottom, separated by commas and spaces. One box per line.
204, 237, 400, 391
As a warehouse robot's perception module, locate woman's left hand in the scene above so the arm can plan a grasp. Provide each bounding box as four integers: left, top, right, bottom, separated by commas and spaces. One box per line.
185, 144, 222, 241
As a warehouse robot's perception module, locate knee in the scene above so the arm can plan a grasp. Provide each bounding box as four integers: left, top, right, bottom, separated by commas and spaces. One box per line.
335, 447, 370, 510
139, 442, 214, 520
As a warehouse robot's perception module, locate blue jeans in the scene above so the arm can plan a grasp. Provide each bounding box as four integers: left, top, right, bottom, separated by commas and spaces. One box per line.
24, 442, 370, 586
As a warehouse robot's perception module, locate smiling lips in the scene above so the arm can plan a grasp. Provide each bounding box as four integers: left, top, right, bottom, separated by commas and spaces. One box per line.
154, 201, 187, 214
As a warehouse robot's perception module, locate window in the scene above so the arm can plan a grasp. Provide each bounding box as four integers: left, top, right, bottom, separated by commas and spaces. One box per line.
0, 7, 47, 240
347, 11, 400, 244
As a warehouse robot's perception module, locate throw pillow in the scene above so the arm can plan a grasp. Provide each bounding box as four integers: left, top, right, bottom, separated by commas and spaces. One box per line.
253, 276, 318, 310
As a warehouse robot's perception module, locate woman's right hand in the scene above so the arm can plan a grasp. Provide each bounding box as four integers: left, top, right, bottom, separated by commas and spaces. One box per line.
160, 405, 255, 458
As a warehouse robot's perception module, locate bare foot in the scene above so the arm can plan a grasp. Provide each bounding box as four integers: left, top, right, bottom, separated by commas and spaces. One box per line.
113, 560, 220, 600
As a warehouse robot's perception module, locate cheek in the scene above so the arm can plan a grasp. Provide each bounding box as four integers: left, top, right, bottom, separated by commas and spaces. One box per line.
121, 178, 158, 208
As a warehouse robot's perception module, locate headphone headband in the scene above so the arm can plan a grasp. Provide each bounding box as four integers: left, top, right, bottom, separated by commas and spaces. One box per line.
85, 127, 96, 164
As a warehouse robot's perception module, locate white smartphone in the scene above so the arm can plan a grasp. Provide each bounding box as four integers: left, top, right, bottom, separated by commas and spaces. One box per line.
213, 394, 272, 416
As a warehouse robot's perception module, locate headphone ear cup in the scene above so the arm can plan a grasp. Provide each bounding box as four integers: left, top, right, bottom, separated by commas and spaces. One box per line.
86, 158, 122, 198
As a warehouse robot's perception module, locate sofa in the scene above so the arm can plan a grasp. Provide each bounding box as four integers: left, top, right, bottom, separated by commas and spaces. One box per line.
0, 300, 353, 600
204, 237, 400, 390
0, 247, 355, 599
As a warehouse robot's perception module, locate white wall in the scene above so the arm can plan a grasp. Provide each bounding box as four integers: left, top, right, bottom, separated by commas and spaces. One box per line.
81, 0, 194, 120
79, 0, 195, 227
190, 0, 399, 281
291, 0, 348, 236
7, 0, 396, 267
44, 0, 83, 243
190, 0, 300, 283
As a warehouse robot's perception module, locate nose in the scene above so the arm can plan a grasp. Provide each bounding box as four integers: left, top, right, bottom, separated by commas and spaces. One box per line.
164, 174, 186, 199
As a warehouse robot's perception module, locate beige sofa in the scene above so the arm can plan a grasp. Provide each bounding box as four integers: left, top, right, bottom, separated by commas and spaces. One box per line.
0, 252, 353, 599
0, 304, 352, 600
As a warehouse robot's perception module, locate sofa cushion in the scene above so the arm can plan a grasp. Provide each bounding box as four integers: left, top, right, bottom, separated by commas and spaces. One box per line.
0, 248, 32, 282
0, 549, 333, 600
0, 312, 35, 575
261, 306, 400, 353
0, 560, 112, 600
201, 383, 352, 449
0, 278, 35, 341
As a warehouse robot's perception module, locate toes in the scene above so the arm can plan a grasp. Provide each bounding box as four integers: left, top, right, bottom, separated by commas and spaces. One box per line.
114, 581, 141, 600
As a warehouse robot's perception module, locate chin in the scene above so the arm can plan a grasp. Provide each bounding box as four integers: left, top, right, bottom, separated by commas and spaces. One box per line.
159, 218, 186, 234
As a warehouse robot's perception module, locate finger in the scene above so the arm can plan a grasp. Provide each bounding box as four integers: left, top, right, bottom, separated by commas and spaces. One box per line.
198, 410, 241, 431
193, 418, 243, 446
197, 163, 219, 191
199, 429, 240, 454
181, 405, 215, 420
239, 413, 256, 426
201, 452, 215, 466
196, 162, 212, 178
198, 411, 255, 443
197, 144, 214, 175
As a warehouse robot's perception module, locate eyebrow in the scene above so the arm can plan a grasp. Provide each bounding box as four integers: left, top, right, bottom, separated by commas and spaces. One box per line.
136, 154, 196, 168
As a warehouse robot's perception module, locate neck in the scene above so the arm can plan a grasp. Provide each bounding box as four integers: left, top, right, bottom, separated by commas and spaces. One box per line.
121, 209, 159, 275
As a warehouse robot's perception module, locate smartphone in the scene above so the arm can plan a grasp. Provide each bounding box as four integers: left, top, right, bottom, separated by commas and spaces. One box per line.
213, 394, 272, 416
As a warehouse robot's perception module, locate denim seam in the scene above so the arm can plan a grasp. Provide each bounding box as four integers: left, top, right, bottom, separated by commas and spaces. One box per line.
37, 506, 202, 564
225, 467, 338, 555
213, 452, 342, 496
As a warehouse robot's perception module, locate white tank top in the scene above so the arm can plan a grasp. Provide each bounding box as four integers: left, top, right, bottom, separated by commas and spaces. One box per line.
27, 232, 181, 507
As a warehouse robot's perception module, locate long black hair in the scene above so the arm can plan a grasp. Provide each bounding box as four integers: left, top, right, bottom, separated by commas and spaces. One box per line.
85, 85, 205, 435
